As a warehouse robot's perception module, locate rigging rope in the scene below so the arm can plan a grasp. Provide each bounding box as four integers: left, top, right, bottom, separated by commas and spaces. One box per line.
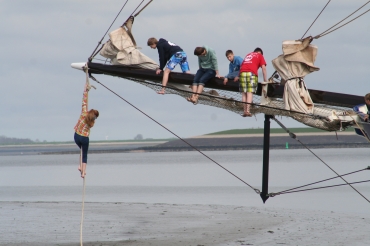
126, 0, 145, 22
276, 179, 370, 195
314, 1, 370, 39
271, 116, 370, 203
80, 151, 86, 246
89, 0, 129, 60
133, 0, 153, 17
89, 75, 261, 194
301, 0, 331, 39
270, 167, 370, 196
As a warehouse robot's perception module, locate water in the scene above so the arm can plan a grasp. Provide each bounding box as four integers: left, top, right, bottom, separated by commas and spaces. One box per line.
0, 148, 369, 215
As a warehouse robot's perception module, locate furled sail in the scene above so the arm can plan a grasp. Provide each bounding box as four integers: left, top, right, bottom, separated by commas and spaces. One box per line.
272, 37, 319, 114
100, 17, 159, 70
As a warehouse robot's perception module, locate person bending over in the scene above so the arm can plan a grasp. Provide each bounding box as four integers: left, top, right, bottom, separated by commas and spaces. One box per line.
237, 47, 267, 117
191, 46, 220, 104
74, 82, 99, 178
148, 37, 190, 94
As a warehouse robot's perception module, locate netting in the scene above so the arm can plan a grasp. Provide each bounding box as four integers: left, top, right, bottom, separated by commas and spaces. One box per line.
121, 76, 356, 132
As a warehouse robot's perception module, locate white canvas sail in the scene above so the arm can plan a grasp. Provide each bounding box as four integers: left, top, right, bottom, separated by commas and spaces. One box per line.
272, 37, 319, 114
100, 17, 158, 70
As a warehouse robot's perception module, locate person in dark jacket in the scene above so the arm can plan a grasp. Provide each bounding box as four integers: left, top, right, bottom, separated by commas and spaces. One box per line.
148, 37, 190, 94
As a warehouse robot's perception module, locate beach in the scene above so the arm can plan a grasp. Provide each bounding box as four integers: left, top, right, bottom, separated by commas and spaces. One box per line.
2, 201, 370, 246
1, 147, 370, 245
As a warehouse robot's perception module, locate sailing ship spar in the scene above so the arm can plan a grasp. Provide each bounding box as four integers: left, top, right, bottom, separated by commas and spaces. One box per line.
72, 14, 367, 136
71, 1, 370, 203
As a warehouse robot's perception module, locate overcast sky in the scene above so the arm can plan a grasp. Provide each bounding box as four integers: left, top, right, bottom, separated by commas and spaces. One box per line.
1, 0, 369, 142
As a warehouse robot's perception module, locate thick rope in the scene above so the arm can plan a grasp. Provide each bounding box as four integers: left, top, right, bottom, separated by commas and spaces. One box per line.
89, 75, 260, 194
301, 0, 331, 39
79, 149, 86, 246
271, 116, 370, 203
314, 1, 370, 39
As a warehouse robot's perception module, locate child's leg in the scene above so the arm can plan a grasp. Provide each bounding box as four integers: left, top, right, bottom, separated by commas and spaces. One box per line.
80, 137, 89, 178
246, 92, 253, 113
158, 69, 171, 94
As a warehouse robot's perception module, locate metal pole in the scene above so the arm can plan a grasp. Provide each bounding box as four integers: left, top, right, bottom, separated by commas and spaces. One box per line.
260, 114, 272, 203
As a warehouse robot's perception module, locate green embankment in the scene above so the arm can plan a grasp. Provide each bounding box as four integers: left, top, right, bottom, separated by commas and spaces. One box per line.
206, 127, 354, 135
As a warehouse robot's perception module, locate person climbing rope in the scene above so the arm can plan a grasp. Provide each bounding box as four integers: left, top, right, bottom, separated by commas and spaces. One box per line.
74, 82, 99, 178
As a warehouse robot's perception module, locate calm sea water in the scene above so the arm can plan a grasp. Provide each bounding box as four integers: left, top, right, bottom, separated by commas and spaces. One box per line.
0, 148, 369, 215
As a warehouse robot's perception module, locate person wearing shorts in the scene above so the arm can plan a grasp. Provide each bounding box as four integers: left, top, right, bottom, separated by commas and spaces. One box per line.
147, 37, 190, 94
237, 47, 267, 117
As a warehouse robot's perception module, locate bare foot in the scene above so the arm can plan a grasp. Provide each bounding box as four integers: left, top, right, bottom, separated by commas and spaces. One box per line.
157, 89, 165, 94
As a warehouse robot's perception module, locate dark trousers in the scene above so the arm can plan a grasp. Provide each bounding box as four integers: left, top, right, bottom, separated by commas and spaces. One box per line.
193, 68, 216, 86
74, 132, 89, 163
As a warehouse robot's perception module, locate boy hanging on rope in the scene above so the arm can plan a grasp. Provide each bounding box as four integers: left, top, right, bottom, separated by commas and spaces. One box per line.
236, 47, 267, 117
147, 37, 191, 94
191, 46, 220, 104
74, 81, 99, 178
223, 50, 243, 85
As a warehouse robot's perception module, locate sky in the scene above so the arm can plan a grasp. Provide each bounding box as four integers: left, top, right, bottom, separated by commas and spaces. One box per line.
1, 0, 369, 142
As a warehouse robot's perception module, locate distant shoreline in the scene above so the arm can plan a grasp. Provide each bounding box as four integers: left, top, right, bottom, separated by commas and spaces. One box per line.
1, 131, 367, 156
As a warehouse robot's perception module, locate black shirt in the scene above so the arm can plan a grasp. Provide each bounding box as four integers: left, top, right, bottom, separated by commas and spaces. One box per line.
156, 38, 183, 70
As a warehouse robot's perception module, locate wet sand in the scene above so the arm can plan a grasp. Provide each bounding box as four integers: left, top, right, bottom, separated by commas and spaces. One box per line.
1, 201, 369, 246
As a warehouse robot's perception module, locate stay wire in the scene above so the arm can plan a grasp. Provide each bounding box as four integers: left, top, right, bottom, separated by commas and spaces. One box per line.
133, 0, 153, 17
272, 116, 370, 203
314, 1, 370, 39
127, 0, 145, 21
89, 75, 260, 194
277, 179, 370, 195
301, 0, 331, 39
271, 167, 369, 196
89, 0, 129, 60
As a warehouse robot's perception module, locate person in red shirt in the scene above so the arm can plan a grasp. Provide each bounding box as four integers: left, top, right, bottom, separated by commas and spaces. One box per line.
236, 47, 267, 117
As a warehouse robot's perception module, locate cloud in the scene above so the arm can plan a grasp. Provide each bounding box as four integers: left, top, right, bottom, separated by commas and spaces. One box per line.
1, 0, 369, 141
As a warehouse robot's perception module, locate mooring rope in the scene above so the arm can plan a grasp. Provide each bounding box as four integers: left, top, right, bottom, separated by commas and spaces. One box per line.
271, 116, 370, 203
89, 75, 261, 194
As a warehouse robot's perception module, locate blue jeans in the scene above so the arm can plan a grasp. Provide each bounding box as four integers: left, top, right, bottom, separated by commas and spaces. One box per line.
74, 132, 89, 163
193, 68, 216, 86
